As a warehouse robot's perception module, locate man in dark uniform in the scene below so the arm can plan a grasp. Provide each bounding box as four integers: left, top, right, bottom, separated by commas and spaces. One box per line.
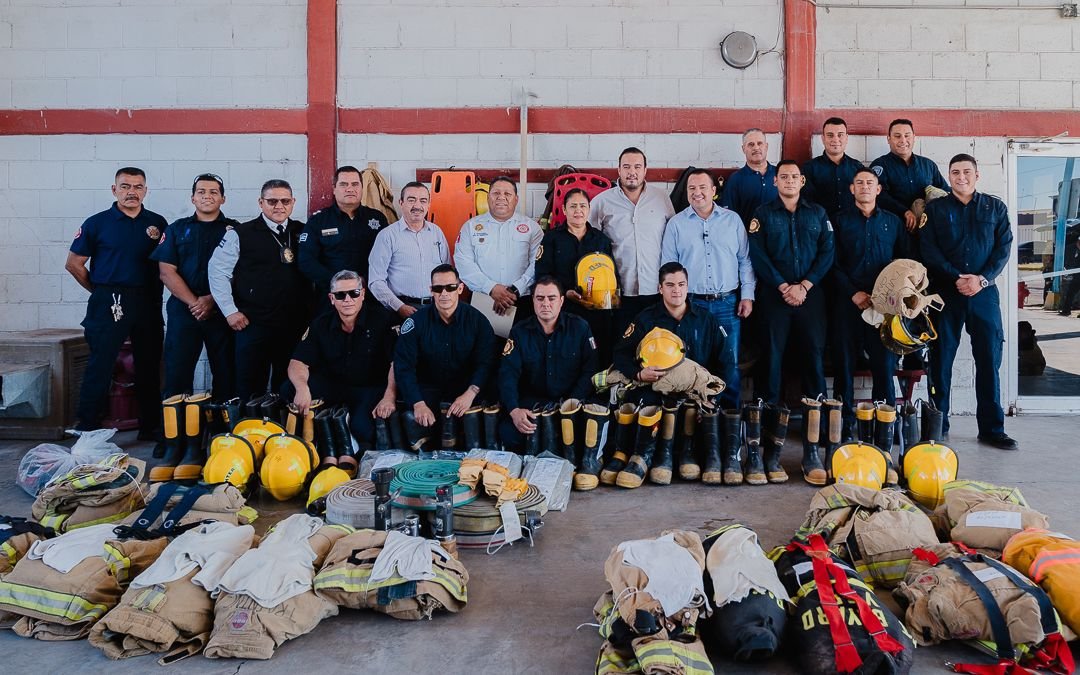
394, 264, 496, 429
499, 275, 598, 450
747, 160, 835, 404
921, 154, 1017, 450
1057, 233, 1080, 316
209, 179, 309, 401
870, 119, 949, 251
830, 168, 901, 432
152, 173, 238, 400
721, 128, 778, 227
66, 167, 166, 436
299, 165, 389, 313
802, 117, 864, 219
287, 270, 397, 444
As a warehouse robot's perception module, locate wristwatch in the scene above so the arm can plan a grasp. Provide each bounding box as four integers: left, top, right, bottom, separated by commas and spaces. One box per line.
979, 276, 989, 289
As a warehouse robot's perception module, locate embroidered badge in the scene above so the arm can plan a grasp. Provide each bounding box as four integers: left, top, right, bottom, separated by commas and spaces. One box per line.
589, 337, 597, 350
872, 165, 884, 177
301, 328, 310, 341
298, 232, 308, 242
474, 223, 484, 231
400, 317, 415, 334
321, 228, 338, 236
502, 339, 514, 356
516, 223, 529, 233
229, 610, 250, 631
368, 218, 381, 230
73, 227, 82, 240
146, 225, 161, 240
748, 218, 761, 234
918, 213, 928, 229
535, 245, 543, 260
158, 230, 166, 245
622, 323, 635, 339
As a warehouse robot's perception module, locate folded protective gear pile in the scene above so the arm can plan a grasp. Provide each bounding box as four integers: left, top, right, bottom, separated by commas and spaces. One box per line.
942, 481, 1050, 557
593, 360, 724, 412
30, 453, 145, 533
1003, 529, 1080, 638
118, 482, 251, 532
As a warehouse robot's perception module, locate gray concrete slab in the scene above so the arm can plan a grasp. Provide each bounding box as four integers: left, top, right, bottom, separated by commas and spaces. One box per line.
2, 415, 1079, 674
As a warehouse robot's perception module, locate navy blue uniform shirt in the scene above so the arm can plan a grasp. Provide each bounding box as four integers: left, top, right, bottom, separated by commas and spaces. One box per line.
292, 302, 396, 389
920, 191, 1013, 289
720, 164, 778, 226
393, 302, 496, 406
801, 153, 864, 218
613, 301, 725, 378
299, 203, 389, 292
534, 224, 618, 295
870, 152, 949, 218
499, 312, 598, 411
151, 213, 237, 296
830, 206, 901, 299
747, 198, 836, 290
69, 203, 168, 288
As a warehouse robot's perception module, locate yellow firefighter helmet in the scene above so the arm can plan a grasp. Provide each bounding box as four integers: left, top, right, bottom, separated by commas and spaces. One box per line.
202, 433, 257, 490
831, 442, 888, 491
637, 327, 685, 371
880, 312, 938, 356
575, 252, 620, 310
903, 441, 959, 509
475, 181, 490, 215
307, 466, 352, 510
259, 433, 318, 501
233, 418, 287, 464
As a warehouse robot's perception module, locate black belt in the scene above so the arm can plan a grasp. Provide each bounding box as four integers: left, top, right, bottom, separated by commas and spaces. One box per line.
690, 291, 734, 301
400, 296, 434, 306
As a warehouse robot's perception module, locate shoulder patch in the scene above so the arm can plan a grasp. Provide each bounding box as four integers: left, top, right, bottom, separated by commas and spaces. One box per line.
825, 219, 833, 232
535, 244, 543, 261
748, 218, 761, 234
400, 317, 415, 335
871, 165, 884, 177
622, 323, 635, 339
918, 212, 928, 229
73, 226, 82, 240
157, 230, 166, 245
502, 339, 514, 356
225, 224, 235, 231
588, 336, 597, 351
368, 218, 382, 230
301, 327, 310, 341
298, 232, 308, 242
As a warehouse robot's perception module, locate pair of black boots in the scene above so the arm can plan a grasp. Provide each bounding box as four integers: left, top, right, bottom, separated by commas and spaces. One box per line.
374, 403, 502, 453
241, 391, 287, 425
308, 404, 357, 475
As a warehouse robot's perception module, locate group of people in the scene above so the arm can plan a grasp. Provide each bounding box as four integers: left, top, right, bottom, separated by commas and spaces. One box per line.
65, 115, 1017, 493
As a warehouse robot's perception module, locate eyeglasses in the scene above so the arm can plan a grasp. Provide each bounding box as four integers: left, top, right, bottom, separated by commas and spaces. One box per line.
430, 283, 460, 294
262, 198, 294, 206
331, 289, 363, 300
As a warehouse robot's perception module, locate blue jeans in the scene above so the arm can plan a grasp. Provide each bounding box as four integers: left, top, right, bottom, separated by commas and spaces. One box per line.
691, 294, 740, 408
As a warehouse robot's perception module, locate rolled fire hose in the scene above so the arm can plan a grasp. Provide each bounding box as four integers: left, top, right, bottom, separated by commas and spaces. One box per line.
324, 478, 378, 529
390, 460, 477, 511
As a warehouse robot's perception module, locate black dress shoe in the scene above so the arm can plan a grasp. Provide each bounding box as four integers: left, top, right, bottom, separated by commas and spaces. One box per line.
978, 433, 1019, 450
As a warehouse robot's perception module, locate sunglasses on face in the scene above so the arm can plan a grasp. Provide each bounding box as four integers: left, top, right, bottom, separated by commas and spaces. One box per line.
331, 289, 363, 300
430, 283, 460, 294
263, 198, 294, 206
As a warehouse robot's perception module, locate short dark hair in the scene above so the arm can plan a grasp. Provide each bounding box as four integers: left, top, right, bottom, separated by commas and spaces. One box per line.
489, 175, 518, 195
563, 187, 591, 204
532, 274, 564, 296
399, 181, 428, 201
261, 179, 292, 195
334, 165, 362, 184
658, 261, 688, 285
823, 117, 847, 130
115, 167, 145, 180
888, 118, 915, 135
949, 153, 978, 170
852, 167, 878, 182
776, 159, 801, 172
619, 147, 647, 167
686, 168, 718, 188
430, 263, 459, 281
191, 173, 225, 196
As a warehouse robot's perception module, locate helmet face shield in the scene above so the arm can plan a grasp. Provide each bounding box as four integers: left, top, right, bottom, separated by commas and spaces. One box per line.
880, 312, 938, 355
637, 327, 686, 371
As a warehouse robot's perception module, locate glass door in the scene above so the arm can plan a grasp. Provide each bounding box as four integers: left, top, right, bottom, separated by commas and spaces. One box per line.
1007, 140, 1080, 413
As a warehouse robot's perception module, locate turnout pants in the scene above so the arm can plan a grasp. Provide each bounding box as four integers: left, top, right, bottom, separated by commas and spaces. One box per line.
754, 290, 827, 404
163, 297, 235, 400
830, 297, 897, 421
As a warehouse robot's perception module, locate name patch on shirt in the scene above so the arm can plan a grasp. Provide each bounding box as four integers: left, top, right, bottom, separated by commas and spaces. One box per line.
321, 228, 339, 236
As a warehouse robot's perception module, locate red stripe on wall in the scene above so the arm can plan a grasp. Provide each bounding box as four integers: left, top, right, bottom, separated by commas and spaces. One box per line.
306, 0, 338, 211
339, 107, 785, 135
818, 109, 1077, 138
0, 109, 307, 135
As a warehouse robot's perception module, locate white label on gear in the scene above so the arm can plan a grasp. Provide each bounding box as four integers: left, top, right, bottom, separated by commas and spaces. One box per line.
486, 451, 515, 471
965, 511, 1022, 530
527, 458, 564, 501
973, 567, 1006, 583
372, 452, 409, 471
499, 500, 523, 544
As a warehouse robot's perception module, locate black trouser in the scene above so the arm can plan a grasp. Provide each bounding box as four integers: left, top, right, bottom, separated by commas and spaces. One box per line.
612, 294, 659, 341
1060, 274, 1080, 314
830, 296, 897, 421
754, 290, 827, 404
77, 286, 163, 433
235, 319, 305, 402
281, 376, 382, 444
162, 297, 235, 400
566, 303, 614, 367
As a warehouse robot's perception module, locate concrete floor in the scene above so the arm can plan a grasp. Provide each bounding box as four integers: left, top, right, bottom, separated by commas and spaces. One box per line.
2, 415, 1079, 674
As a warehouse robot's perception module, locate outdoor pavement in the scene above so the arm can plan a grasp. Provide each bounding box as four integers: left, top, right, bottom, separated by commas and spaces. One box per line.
2, 414, 1079, 674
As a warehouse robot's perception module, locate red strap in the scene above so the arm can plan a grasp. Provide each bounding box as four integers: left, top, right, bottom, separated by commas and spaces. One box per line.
1024, 633, 1076, 675
912, 547, 942, 565
952, 541, 979, 556
804, 535, 865, 673
829, 560, 906, 657
948, 659, 1038, 675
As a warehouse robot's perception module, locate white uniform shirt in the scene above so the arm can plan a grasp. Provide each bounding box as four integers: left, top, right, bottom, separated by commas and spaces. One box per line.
453, 212, 542, 295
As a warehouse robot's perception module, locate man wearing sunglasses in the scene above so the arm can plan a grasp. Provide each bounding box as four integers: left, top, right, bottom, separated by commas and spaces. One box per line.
209, 179, 310, 401
152, 173, 239, 401
394, 264, 496, 429
287, 270, 397, 445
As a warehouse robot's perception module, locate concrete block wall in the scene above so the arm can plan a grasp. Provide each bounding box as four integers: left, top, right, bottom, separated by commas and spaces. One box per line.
0, 134, 308, 335
816, 5, 1080, 108
337, 0, 785, 108
0, 0, 307, 109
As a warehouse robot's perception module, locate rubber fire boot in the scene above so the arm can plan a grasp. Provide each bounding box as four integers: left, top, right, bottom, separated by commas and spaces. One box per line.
800, 397, 827, 486
243, 392, 266, 419
388, 409, 407, 450
821, 398, 844, 475
559, 399, 583, 462
721, 408, 744, 486
648, 399, 679, 485
331, 406, 357, 476
440, 403, 457, 450
897, 401, 920, 477
483, 402, 501, 450
402, 409, 432, 452
260, 393, 285, 425
575, 403, 609, 491
677, 403, 700, 481
150, 394, 186, 481
920, 399, 944, 442
763, 403, 790, 483
600, 403, 638, 485
616, 405, 662, 489
374, 416, 391, 451
523, 403, 543, 456
462, 404, 483, 450
314, 408, 338, 469
286, 400, 320, 444
699, 408, 723, 485
285, 403, 302, 437
174, 391, 212, 481
743, 401, 766, 486
539, 402, 559, 456
874, 403, 899, 487
220, 397, 242, 434
855, 402, 877, 444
